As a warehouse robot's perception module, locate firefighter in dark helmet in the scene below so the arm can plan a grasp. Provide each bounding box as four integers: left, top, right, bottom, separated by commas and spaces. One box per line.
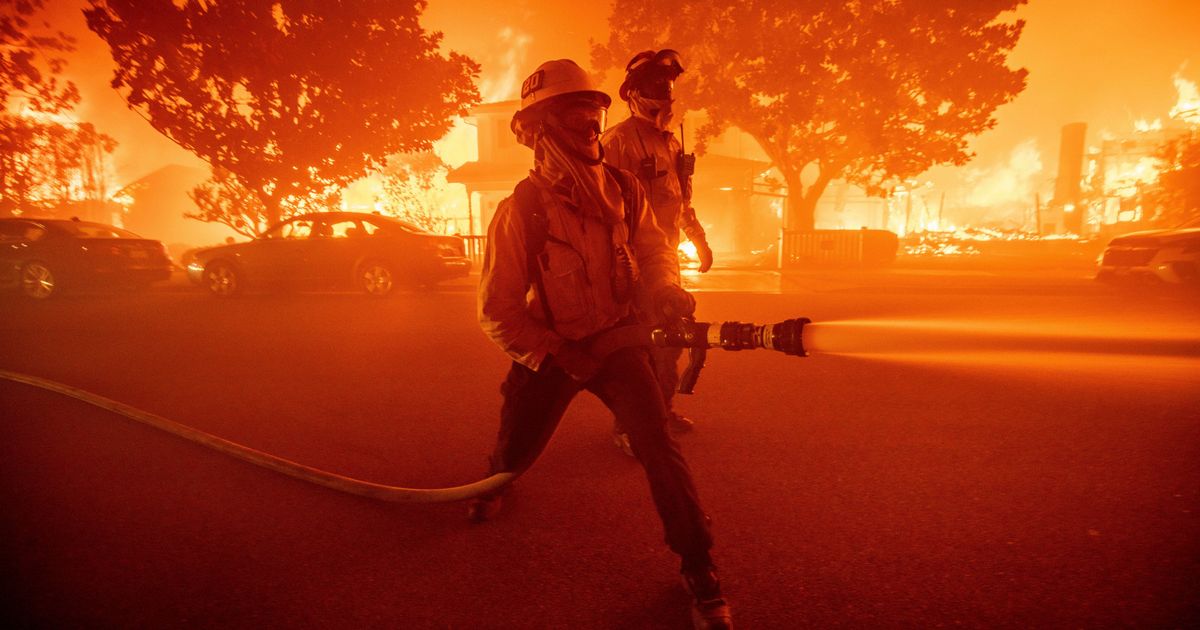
602, 49, 714, 455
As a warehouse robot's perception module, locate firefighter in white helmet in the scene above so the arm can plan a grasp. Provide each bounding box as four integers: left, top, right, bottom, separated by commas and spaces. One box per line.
603, 49, 713, 454
472, 58, 732, 629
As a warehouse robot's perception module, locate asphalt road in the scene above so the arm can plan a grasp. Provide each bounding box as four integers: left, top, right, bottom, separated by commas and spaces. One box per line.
2, 269, 1198, 628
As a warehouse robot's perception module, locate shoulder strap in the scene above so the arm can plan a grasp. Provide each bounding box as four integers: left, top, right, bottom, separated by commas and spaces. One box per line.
512, 178, 555, 331
514, 179, 548, 257
604, 163, 638, 243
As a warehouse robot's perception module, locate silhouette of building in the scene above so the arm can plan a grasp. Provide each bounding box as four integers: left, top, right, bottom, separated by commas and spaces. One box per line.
111, 164, 238, 250
447, 101, 774, 259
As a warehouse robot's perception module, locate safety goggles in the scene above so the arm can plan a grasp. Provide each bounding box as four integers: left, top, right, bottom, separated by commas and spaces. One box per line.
630, 49, 683, 100
626, 49, 684, 76
548, 102, 608, 136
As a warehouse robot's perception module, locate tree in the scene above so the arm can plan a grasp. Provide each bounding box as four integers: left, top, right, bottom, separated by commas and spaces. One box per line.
0, 115, 118, 216
593, 0, 1028, 231
0, 114, 118, 215
187, 164, 342, 238
379, 150, 450, 232
1, 0, 87, 216
1, 0, 79, 114
186, 166, 268, 238
85, 0, 480, 229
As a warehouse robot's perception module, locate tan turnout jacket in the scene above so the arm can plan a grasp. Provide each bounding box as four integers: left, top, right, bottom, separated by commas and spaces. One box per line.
601, 115, 705, 250
479, 171, 678, 371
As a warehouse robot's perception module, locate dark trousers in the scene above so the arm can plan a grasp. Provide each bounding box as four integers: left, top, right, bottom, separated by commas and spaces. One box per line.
651, 344, 683, 414
488, 346, 714, 564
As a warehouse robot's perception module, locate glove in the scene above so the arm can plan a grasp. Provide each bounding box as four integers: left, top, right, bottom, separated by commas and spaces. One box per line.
654, 284, 696, 320
548, 340, 601, 382
693, 236, 714, 273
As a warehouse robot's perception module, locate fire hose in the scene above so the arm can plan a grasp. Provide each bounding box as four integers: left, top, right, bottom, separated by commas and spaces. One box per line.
0, 317, 811, 503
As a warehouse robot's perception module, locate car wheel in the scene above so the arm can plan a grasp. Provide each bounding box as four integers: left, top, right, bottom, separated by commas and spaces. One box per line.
358, 260, 395, 297
20, 261, 57, 299
203, 261, 242, 297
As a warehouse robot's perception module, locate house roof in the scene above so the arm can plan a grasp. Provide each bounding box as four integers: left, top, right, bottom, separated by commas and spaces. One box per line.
446, 160, 529, 190
112, 164, 208, 198
462, 100, 520, 121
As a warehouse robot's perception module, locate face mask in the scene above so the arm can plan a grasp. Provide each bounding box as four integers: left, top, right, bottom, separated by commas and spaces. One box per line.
546, 103, 607, 161
630, 94, 676, 130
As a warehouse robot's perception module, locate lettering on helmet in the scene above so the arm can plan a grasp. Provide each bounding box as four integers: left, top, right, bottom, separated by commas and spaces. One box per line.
521, 70, 544, 99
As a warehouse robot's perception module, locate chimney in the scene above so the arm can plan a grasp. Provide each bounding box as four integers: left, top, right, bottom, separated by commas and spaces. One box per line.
1053, 122, 1087, 233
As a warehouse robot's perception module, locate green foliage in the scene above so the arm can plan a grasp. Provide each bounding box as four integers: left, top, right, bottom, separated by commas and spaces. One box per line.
1147, 130, 1200, 225
594, 0, 1028, 230
85, 0, 480, 227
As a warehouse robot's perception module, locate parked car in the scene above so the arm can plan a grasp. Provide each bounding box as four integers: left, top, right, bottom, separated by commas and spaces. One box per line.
186, 212, 470, 297
0, 217, 173, 299
1095, 217, 1200, 286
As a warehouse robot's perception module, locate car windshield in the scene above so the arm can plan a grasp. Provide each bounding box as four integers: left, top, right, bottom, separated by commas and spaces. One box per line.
262, 218, 316, 239
0, 221, 48, 242
54, 221, 141, 239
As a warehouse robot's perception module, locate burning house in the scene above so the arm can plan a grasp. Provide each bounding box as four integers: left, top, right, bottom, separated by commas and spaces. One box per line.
1066, 74, 1200, 236
448, 101, 777, 263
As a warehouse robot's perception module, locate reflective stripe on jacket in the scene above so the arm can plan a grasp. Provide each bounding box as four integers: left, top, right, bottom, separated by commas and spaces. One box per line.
478, 170, 678, 371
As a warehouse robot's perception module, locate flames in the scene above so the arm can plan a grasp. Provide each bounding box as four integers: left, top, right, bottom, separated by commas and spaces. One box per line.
342, 26, 529, 234
4, 107, 122, 222
1169, 72, 1200, 125
1098, 70, 1199, 218
1134, 119, 1163, 133
479, 28, 532, 103
678, 239, 699, 265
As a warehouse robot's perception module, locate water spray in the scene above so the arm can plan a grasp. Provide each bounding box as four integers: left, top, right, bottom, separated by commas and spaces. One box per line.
797, 319, 1200, 359
8, 314, 1193, 504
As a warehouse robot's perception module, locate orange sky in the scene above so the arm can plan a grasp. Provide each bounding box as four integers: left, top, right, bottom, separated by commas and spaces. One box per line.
34, 0, 1200, 195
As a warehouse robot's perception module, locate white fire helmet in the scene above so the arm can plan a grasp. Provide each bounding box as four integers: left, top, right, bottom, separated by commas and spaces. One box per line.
511, 59, 611, 146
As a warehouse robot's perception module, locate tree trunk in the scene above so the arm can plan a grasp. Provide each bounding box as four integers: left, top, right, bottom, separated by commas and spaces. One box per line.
260, 191, 282, 233
783, 169, 834, 232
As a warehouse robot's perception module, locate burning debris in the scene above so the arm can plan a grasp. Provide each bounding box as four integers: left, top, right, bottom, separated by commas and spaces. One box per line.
902, 227, 1089, 258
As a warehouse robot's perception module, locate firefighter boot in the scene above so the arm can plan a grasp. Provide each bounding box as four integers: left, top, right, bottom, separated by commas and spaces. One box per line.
467, 493, 503, 523
681, 567, 733, 630
669, 413, 696, 433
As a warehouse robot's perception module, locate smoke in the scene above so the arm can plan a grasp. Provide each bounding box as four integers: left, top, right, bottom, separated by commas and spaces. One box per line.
960, 139, 1044, 225
479, 27, 532, 103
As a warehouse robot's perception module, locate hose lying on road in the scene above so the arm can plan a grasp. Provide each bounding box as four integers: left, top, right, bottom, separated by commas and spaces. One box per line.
0, 317, 810, 503
0, 369, 514, 503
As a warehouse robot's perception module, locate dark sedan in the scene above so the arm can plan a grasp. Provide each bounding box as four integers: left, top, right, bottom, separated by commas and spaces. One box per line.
0, 217, 173, 299
1095, 217, 1200, 286
186, 212, 471, 297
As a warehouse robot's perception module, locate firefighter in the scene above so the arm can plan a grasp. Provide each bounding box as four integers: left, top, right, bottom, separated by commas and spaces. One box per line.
471, 59, 733, 629
602, 49, 713, 454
